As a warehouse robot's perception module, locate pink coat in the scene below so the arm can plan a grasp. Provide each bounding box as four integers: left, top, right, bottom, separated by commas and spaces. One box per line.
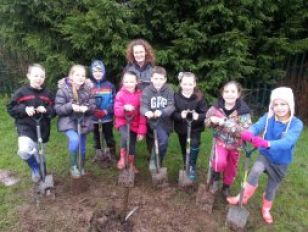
114, 87, 147, 135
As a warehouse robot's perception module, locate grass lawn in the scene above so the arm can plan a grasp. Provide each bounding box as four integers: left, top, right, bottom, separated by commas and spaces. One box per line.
0, 97, 307, 231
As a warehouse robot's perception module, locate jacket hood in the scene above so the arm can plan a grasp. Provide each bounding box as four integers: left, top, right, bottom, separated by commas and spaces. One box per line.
90, 60, 106, 82
57, 77, 93, 90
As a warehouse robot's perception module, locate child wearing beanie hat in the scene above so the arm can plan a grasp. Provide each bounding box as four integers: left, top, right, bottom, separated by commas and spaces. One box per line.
227, 87, 303, 224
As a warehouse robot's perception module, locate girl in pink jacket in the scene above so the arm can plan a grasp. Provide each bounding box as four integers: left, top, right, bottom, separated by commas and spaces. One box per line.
114, 71, 147, 173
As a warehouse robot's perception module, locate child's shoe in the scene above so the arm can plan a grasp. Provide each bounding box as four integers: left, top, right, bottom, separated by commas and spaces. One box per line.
31, 169, 41, 183
70, 165, 81, 178
188, 166, 197, 181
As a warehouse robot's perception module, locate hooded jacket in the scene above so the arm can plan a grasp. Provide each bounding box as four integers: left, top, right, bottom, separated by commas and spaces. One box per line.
125, 63, 152, 91
55, 77, 95, 134
90, 60, 115, 123
205, 98, 252, 150
114, 87, 147, 135
173, 89, 207, 134
7, 85, 55, 143
140, 83, 175, 132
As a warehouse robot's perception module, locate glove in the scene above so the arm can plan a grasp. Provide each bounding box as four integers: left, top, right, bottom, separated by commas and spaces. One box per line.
240, 130, 254, 142
94, 109, 107, 119
251, 136, 270, 148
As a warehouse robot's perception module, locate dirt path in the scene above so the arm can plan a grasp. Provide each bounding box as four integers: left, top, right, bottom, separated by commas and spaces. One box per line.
13, 171, 226, 232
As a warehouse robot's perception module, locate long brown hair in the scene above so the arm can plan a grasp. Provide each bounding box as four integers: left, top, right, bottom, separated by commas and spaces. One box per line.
126, 39, 155, 65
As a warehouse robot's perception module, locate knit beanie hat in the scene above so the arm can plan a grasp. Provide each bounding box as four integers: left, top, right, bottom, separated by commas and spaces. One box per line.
264, 87, 295, 136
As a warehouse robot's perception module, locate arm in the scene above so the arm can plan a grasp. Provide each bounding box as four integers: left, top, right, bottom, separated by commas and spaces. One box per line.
54, 88, 73, 116
106, 83, 116, 114
140, 89, 151, 115
113, 92, 125, 117
6, 90, 28, 119
195, 96, 207, 123
161, 87, 175, 117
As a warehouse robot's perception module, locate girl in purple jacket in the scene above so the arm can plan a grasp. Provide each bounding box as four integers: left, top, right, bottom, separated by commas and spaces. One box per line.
114, 71, 147, 173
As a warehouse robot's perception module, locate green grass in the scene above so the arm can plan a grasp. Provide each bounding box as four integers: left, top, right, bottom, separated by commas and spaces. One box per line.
0, 97, 307, 231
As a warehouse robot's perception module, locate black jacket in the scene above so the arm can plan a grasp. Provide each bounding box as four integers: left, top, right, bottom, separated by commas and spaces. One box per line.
173, 89, 207, 134
7, 85, 55, 143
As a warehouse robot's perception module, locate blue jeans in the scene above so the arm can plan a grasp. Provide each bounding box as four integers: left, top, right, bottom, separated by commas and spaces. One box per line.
65, 129, 87, 160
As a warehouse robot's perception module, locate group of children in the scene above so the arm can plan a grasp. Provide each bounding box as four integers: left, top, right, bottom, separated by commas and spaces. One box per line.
7, 39, 303, 224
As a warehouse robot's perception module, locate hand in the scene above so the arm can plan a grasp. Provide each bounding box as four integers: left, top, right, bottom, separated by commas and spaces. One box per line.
36, 106, 47, 113
145, 111, 154, 119
72, 104, 80, 112
251, 136, 270, 148
94, 109, 106, 119
154, 110, 162, 118
192, 111, 199, 121
137, 134, 144, 141
210, 116, 224, 125
79, 105, 89, 113
181, 110, 188, 119
124, 104, 135, 111
25, 106, 36, 116
240, 130, 254, 142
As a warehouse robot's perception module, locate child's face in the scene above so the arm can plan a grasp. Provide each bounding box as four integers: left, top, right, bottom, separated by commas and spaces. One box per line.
27, 67, 46, 89
122, 73, 137, 93
151, 73, 166, 90
92, 69, 104, 81
222, 83, 240, 105
71, 67, 86, 86
273, 99, 290, 120
180, 76, 196, 96
133, 45, 146, 65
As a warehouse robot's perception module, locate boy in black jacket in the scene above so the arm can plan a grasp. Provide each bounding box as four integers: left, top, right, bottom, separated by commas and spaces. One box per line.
173, 72, 207, 181
7, 64, 55, 182
140, 66, 175, 170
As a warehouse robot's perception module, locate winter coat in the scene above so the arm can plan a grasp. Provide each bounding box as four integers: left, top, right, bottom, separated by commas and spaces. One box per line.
90, 78, 116, 123
205, 98, 252, 150
55, 78, 95, 134
7, 85, 55, 143
140, 83, 175, 132
125, 63, 152, 91
114, 87, 147, 135
173, 89, 207, 134
250, 113, 303, 165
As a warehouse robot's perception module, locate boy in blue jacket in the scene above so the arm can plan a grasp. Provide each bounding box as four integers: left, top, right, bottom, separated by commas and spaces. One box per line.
90, 60, 116, 160
227, 87, 303, 224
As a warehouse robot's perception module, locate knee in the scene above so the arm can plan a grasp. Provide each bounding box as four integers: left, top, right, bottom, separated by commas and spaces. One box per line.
212, 158, 227, 171
17, 148, 32, 160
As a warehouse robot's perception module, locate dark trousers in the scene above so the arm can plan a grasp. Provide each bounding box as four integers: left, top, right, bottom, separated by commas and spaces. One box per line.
93, 121, 115, 149
119, 125, 137, 155
177, 131, 201, 167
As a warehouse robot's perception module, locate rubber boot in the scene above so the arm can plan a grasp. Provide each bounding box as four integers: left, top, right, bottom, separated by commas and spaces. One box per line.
80, 158, 86, 176
117, 148, 126, 170
69, 152, 80, 178
227, 182, 257, 205
189, 146, 199, 181
128, 155, 139, 174
262, 194, 273, 224
26, 155, 40, 183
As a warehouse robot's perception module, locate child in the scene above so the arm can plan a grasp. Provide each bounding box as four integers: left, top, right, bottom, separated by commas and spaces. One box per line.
140, 66, 175, 170
125, 39, 155, 154
55, 64, 95, 178
114, 71, 147, 173
227, 87, 303, 224
125, 38, 155, 91
205, 81, 252, 197
173, 72, 207, 181
7, 64, 55, 182
90, 60, 116, 159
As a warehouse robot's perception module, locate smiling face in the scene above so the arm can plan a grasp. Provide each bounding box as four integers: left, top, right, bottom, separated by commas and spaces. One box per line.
70, 66, 86, 87
92, 69, 104, 81
180, 75, 196, 97
122, 72, 138, 93
27, 66, 46, 89
272, 99, 291, 121
222, 83, 240, 107
133, 44, 146, 66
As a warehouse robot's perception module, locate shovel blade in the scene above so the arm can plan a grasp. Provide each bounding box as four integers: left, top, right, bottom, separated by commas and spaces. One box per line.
151, 167, 168, 187
226, 205, 249, 231
38, 174, 54, 195
196, 184, 215, 214
178, 169, 194, 188
118, 169, 134, 188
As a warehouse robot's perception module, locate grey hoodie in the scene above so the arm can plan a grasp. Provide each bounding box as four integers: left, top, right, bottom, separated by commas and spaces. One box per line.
140, 83, 175, 132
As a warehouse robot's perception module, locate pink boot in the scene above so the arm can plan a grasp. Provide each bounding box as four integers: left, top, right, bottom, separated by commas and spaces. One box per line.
227, 183, 257, 205
128, 155, 139, 174
117, 149, 126, 170
262, 194, 273, 224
